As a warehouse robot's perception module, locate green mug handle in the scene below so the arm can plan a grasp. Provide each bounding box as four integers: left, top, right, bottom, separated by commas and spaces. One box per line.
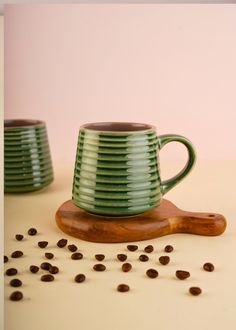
158, 134, 196, 195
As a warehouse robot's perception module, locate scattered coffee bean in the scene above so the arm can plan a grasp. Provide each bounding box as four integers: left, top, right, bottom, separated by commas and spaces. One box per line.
38, 241, 48, 248
117, 284, 130, 292
4, 255, 8, 263
10, 291, 23, 301
28, 228, 37, 236
5, 268, 18, 276
139, 254, 149, 262
74, 274, 86, 283
203, 262, 214, 272
10, 279, 22, 287
40, 262, 52, 271
29, 265, 39, 273
146, 269, 159, 278
176, 270, 190, 280
57, 239, 68, 248
11, 250, 23, 258
189, 287, 202, 296
71, 252, 83, 260
15, 234, 24, 241
159, 256, 170, 265
122, 263, 132, 272
93, 264, 106, 271
144, 245, 154, 253
49, 266, 59, 274
117, 254, 127, 262
127, 245, 138, 252
164, 245, 174, 253
45, 252, 54, 259
68, 244, 77, 252
95, 254, 105, 261
41, 274, 54, 282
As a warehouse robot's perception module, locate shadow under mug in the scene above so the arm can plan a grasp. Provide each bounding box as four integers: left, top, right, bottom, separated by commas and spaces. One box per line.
4, 119, 54, 193
72, 122, 196, 217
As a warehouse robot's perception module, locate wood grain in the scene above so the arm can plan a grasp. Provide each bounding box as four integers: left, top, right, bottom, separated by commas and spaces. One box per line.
55, 199, 227, 243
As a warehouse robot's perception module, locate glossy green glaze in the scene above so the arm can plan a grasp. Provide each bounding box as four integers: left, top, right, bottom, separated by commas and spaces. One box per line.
72, 122, 196, 216
4, 119, 54, 193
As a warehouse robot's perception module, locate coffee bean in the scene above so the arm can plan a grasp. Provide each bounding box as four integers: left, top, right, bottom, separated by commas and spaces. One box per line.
117, 284, 130, 292
139, 254, 149, 262
164, 245, 174, 253
38, 241, 48, 248
159, 256, 170, 265
93, 264, 106, 271
189, 287, 202, 296
74, 274, 86, 283
28, 228, 37, 236
146, 269, 159, 278
41, 274, 54, 282
5, 268, 18, 276
144, 245, 154, 253
117, 254, 127, 262
10, 279, 22, 287
127, 245, 138, 252
68, 244, 77, 252
57, 239, 68, 248
4, 255, 8, 263
49, 266, 59, 274
203, 262, 214, 272
45, 252, 54, 259
15, 234, 24, 241
29, 265, 39, 273
176, 270, 190, 280
71, 252, 83, 260
122, 263, 132, 272
11, 250, 23, 258
40, 262, 52, 271
95, 254, 105, 261
10, 291, 23, 301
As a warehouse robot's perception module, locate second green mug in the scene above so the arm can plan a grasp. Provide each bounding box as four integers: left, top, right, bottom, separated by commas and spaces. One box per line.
4, 119, 54, 193
72, 122, 196, 216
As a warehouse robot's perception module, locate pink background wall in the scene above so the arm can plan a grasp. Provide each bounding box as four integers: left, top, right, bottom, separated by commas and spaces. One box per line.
4, 4, 236, 162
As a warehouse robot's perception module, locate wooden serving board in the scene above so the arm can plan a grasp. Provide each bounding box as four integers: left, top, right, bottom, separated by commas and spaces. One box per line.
55, 199, 227, 243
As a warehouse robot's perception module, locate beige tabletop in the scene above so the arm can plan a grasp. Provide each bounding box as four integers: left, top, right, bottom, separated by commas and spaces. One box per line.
4, 161, 236, 330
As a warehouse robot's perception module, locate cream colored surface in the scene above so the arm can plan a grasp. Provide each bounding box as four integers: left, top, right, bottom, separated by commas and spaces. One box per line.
4, 161, 236, 330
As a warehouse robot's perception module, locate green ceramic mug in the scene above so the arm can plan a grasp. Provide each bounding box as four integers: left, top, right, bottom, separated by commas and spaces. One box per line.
72, 122, 196, 216
4, 119, 54, 193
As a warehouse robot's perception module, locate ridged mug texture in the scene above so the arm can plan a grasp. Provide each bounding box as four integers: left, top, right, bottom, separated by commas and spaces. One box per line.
72, 128, 161, 216
4, 120, 54, 193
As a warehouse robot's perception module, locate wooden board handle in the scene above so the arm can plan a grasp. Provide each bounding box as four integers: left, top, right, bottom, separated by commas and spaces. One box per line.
169, 212, 227, 236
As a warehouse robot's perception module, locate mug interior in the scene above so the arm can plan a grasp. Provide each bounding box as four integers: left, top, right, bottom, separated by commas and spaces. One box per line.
4, 119, 45, 129
81, 122, 154, 132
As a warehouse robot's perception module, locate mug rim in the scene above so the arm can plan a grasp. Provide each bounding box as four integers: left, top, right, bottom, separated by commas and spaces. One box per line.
4, 119, 45, 130
80, 122, 156, 133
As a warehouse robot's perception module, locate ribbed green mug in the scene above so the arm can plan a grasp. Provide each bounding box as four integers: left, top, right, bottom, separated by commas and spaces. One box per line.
4, 119, 54, 193
72, 122, 196, 216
